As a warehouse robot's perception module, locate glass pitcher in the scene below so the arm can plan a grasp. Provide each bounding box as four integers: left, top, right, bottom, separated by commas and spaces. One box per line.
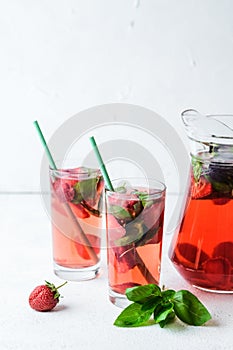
169, 109, 233, 293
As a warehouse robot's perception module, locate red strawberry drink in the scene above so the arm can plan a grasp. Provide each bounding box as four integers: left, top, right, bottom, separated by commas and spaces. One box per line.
105, 179, 166, 307
50, 166, 104, 281
169, 151, 233, 292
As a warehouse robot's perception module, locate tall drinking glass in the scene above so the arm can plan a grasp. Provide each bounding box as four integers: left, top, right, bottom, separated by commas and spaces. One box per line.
49, 165, 104, 281
105, 178, 166, 307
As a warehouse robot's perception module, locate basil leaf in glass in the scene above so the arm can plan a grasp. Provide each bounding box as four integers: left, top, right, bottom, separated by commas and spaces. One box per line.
109, 205, 132, 220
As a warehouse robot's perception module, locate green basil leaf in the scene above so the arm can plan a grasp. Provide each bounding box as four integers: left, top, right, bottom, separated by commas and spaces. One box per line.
114, 222, 145, 246
159, 310, 176, 328
154, 302, 174, 324
141, 296, 162, 312
126, 284, 161, 303
115, 185, 127, 193
74, 178, 97, 200
210, 180, 232, 193
113, 302, 153, 327
192, 156, 202, 182
133, 201, 143, 215
72, 190, 83, 203
173, 290, 211, 326
132, 191, 153, 208
109, 205, 132, 220
161, 289, 176, 301
135, 225, 160, 247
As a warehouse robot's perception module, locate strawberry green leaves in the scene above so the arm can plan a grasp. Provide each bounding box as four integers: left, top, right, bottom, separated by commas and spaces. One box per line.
114, 285, 211, 328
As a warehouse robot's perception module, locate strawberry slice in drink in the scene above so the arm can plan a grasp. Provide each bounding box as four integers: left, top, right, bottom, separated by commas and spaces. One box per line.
108, 192, 139, 212
95, 177, 104, 202
112, 245, 137, 273
69, 202, 90, 219
191, 176, 212, 199
53, 179, 76, 203
106, 214, 126, 242
112, 282, 141, 295
75, 233, 100, 260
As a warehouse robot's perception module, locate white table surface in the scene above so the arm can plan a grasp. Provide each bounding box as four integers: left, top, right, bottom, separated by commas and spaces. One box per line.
1, 194, 233, 350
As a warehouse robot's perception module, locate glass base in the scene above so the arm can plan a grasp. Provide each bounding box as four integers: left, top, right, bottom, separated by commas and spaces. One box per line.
193, 284, 233, 294
109, 288, 131, 308
53, 262, 100, 281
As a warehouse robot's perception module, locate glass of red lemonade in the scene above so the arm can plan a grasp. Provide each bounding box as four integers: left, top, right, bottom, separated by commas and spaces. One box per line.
49, 165, 104, 281
105, 178, 166, 307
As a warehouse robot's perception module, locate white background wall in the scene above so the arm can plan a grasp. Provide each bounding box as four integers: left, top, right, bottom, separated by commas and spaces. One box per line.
1, 0, 233, 192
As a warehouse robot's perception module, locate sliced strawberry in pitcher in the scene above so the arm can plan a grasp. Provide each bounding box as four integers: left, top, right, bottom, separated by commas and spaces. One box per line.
203, 257, 231, 285
69, 202, 90, 219
176, 243, 209, 268
191, 176, 212, 199
213, 241, 233, 266
212, 197, 231, 205
75, 233, 100, 260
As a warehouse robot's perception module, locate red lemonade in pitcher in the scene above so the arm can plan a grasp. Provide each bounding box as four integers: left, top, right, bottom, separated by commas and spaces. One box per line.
169, 152, 233, 292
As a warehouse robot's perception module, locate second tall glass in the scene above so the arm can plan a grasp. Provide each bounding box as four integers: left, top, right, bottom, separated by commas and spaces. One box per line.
105, 178, 166, 307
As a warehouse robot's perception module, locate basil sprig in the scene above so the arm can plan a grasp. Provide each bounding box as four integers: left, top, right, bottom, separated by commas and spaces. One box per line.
114, 284, 211, 328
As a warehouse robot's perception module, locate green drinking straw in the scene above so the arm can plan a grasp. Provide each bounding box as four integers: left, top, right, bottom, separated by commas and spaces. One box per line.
89, 136, 114, 191
33, 120, 57, 170
89, 135, 157, 284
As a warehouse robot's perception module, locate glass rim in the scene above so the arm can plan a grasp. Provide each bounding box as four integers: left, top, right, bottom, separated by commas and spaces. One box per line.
49, 166, 101, 180
105, 177, 166, 198
191, 152, 233, 166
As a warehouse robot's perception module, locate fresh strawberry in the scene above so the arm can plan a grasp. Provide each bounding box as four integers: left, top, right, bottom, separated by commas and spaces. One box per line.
69, 202, 90, 219
75, 234, 100, 260
29, 281, 67, 312
191, 176, 212, 199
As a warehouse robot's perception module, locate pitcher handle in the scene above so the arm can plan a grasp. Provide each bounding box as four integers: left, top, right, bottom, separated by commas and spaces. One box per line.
181, 109, 203, 126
